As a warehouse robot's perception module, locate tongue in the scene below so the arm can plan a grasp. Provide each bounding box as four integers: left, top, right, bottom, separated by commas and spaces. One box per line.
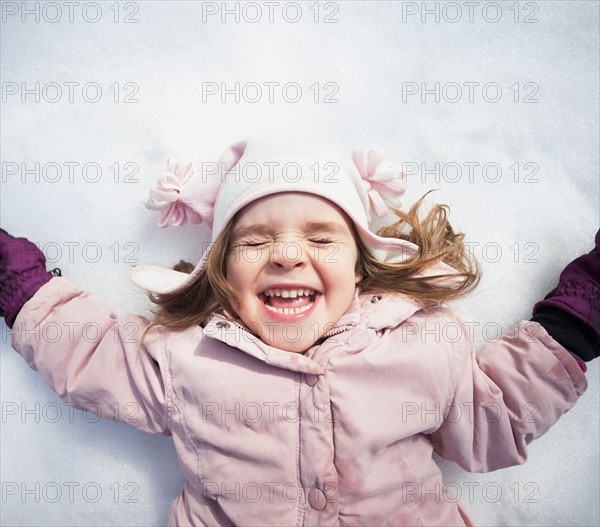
268, 296, 311, 309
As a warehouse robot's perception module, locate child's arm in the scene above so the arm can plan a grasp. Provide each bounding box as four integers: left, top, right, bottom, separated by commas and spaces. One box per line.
430, 232, 598, 472
430, 317, 588, 472
1, 229, 170, 435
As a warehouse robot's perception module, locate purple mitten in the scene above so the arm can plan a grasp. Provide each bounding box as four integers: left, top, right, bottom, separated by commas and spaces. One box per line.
0, 228, 57, 328
532, 229, 600, 362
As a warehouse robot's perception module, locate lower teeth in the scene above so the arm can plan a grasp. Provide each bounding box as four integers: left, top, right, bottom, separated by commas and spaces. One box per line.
265, 299, 314, 315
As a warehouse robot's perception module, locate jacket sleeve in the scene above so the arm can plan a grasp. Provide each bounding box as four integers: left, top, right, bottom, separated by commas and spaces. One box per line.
429, 312, 588, 472
9, 276, 170, 435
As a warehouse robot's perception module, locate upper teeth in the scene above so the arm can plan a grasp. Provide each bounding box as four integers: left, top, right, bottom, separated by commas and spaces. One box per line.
264, 288, 315, 298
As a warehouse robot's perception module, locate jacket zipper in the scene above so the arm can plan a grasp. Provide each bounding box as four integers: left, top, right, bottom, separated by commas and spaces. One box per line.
322, 323, 356, 339
227, 319, 355, 341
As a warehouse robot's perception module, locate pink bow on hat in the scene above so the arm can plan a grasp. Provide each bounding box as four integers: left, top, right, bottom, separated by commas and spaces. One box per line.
145, 142, 246, 229
145, 160, 205, 227
352, 149, 407, 219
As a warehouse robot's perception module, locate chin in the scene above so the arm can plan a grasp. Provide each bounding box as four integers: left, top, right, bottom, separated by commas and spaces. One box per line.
269, 335, 316, 354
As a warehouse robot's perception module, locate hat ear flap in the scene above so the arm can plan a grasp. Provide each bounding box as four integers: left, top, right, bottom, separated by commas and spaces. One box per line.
218, 140, 247, 176
196, 140, 247, 227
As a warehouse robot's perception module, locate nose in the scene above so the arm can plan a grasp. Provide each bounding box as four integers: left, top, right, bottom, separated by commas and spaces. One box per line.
269, 241, 308, 270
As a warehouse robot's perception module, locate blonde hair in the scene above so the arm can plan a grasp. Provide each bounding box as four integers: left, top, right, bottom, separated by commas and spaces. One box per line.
140, 190, 481, 345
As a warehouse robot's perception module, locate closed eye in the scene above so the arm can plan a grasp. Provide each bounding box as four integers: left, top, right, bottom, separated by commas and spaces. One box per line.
242, 241, 268, 247
309, 239, 335, 245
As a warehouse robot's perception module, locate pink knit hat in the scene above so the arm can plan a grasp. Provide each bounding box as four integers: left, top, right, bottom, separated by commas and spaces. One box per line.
131, 138, 463, 294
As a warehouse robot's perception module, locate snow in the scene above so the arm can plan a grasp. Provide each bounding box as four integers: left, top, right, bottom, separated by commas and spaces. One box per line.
1, 1, 598, 525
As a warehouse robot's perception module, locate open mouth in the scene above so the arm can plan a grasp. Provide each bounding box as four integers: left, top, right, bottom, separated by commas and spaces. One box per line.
258, 287, 319, 316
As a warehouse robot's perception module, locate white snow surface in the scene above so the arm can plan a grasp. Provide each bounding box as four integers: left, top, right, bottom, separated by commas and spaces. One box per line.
1, 1, 598, 526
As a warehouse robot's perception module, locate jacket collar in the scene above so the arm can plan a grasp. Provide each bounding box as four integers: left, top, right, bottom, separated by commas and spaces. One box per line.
201, 289, 426, 374
358, 291, 426, 331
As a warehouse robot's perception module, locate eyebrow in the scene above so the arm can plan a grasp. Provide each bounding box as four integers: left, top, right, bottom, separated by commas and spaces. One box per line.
232, 221, 348, 239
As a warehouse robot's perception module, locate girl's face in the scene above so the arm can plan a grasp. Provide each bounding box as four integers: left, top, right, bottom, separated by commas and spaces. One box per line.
225, 192, 362, 353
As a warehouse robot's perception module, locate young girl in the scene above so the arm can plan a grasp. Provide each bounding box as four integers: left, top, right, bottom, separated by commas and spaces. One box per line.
1, 138, 598, 526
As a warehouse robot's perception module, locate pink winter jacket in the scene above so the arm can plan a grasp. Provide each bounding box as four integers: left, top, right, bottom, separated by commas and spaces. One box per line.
10, 277, 587, 526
